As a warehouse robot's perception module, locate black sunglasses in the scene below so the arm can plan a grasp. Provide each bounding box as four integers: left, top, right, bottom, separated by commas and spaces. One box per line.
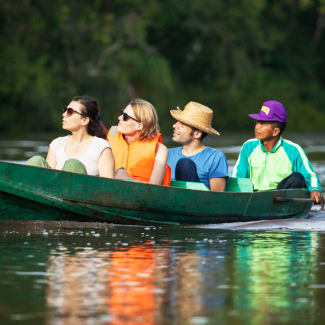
63, 107, 84, 117
120, 110, 140, 122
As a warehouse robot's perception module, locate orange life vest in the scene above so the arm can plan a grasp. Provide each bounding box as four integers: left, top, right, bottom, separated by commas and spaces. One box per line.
107, 127, 171, 186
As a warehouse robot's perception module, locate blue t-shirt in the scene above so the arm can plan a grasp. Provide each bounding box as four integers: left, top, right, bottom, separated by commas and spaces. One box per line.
168, 146, 228, 189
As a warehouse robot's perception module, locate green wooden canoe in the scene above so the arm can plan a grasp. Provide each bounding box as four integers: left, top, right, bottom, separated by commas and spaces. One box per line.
0, 161, 313, 225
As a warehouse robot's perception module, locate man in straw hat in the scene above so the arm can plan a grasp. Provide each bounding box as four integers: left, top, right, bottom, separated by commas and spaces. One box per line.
232, 100, 323, 203
168, 101, 228, 191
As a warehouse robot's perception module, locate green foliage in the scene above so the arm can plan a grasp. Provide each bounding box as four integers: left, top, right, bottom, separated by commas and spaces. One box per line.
0, 0, 325, 135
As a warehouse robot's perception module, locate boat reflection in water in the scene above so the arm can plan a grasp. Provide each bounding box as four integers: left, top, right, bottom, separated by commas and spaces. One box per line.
46, 247, 110, 322
46, 239, 209, 324
44, 229, 322, 324
232, 232, 319, 324
46, 243, 156, 324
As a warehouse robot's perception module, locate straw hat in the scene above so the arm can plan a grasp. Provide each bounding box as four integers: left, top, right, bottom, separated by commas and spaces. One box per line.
170, 101, 220, 135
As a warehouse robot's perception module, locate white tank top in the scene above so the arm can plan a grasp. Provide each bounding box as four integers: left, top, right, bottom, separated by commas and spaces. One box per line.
50, 135, 111, 176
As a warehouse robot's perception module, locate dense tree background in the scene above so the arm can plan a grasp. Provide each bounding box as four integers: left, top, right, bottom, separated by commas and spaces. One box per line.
1, 0, 325, 135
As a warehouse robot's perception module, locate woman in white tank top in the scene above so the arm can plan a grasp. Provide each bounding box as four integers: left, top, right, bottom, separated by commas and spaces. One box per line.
27, 95, 115, 178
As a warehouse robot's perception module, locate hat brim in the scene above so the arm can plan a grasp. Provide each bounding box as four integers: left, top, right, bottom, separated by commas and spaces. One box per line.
248, 113, 270, 121
170, 110, 220, 135
248, 113, 286, 122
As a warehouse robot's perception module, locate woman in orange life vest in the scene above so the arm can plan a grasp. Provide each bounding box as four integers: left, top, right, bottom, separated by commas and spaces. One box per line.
107, 99, 171, 185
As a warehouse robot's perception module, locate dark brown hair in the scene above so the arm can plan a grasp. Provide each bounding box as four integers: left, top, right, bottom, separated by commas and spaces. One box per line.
72, 95, 107, 139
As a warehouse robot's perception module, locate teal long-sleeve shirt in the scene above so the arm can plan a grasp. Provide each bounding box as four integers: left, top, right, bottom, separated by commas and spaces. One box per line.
232, 137, 321, 193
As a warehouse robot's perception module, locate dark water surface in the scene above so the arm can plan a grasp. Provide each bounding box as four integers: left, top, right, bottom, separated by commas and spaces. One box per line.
1, 134, 325, 324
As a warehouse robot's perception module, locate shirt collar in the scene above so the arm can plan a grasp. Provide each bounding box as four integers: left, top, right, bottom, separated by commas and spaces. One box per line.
259, 136, 283, 153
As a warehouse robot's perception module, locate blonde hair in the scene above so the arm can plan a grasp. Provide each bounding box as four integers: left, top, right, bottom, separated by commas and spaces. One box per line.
130, 99, 160, 140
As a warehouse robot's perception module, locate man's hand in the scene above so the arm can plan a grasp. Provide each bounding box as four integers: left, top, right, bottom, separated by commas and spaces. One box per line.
209, 177, 226, 192
114, 168, 133, 180
310, 190, 324, 204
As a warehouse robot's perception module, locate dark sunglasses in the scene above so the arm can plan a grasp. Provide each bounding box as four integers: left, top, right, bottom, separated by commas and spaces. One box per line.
63, 107, 84, 117
120, 110, 140, 122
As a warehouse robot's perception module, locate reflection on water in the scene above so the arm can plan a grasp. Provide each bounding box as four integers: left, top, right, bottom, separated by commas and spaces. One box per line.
233, 232, 318, 324
2, 221, 325, 324
47, 249, 110, 323
107, 244, 157, 324
45, 239, 202, 324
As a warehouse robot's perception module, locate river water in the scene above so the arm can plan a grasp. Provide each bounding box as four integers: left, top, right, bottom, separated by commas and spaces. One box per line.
1, 133, 325, 324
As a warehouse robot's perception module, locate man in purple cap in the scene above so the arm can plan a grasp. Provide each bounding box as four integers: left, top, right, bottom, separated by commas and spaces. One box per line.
232, 100, 323, 203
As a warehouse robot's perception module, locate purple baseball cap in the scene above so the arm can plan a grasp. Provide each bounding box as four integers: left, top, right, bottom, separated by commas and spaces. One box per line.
248, 100, 287, 122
